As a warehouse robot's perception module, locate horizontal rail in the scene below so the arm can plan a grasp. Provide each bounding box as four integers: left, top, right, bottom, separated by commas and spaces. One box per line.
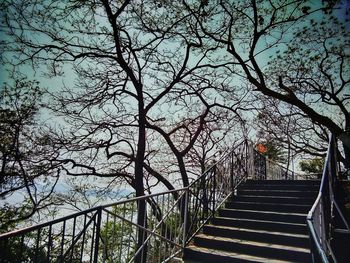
0, 187, 187, 239
104, 209, 182, 249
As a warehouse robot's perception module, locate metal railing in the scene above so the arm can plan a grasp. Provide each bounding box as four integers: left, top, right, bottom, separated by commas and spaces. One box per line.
0, 190, 186, 263
307, 134, 350, 263
0, 140, 249, 263
185, 139, 250, 242
249, 147, 296, 180
0, 140, 293, 263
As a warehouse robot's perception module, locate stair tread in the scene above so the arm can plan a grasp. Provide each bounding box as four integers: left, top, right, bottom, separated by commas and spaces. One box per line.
185, 245, 296, 263
215, 216, 307, 226
206, 224, 309, 238
244, 182, 319, 186
241, 185, 318, 188
184, 180, 316, 262
195, 234, 310, 253
221, 207, 308, 216
239, 189, 318, 192
231, 201, 310, 206
235, 195, 315, 200
244, 184, 320, 186
246, 179, 320, 183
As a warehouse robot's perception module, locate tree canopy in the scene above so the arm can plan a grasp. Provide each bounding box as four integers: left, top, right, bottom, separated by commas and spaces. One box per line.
0, 0, 349, 232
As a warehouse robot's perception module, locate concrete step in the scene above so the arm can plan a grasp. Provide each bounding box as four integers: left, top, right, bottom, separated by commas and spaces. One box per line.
245, 179, 320, 186
203, 224, 310, 248
237, 189, 318, 198
211, 216, 308, 235
183, 245, 296, 263
225, 201, 311, 213
218, 208, 307, 224
230, 195, 315, 205
240, 184, 319, 191
183, 180, 317, 263
193, 234, 311, 262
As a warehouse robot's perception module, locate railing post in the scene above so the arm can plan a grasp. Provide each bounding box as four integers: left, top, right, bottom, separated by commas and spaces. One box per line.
263, 155, 267, 180
230, 151, 234, 191
183, 189, 189, 248
285, 167, 287, 180
248, 143, 255, 179
213, 165, 217, 212
93, 207, 102, 263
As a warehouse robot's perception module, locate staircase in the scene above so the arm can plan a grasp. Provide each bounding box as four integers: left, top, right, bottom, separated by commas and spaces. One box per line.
183, 179, 320, 263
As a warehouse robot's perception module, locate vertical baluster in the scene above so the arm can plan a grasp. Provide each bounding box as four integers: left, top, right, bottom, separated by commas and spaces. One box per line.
166, 193, 170, 259
157, 195, 163, 262
112, 208, 117, 261
47, 224, 52, 262
142, 199, 148, 263
93, 208, 102, 263
104, 211, 109, 261
19, 234, 24, 261
60, 220, 66, 263
35, 227, 41, 262
90, 213, 96, 263
195, 187, 199, 230
127, 201, 136, 261
179, 192, 184, 245
70, 216, 76, 262
130, 202, 136, 260
119, 203, 126, 261
183, 189, 188, 248
230, 151, 234, 191
168, 193, 173, 260
80, 213, 87, 261
213, 165, 216, 212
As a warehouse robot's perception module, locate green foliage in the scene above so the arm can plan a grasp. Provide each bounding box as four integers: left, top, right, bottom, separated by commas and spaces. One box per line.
299, 158, 325, 174
0, 78, 60, 231
0, 234, 47, 263
100, 203, 136, 263
99, 200, 183, 262
0, 78, 43, 190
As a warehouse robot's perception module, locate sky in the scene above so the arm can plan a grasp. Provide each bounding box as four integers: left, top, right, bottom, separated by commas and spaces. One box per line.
0, 0, 349, 225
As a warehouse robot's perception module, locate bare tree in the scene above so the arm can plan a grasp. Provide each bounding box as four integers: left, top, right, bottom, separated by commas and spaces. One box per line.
181, 0, 350, 166
1, 1, 246, 260
254, 96, 329, 165
0, 79, 60, 231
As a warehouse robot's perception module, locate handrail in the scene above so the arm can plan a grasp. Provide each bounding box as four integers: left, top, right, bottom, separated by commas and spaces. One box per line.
0, 187, 187, 239
307, 134, 335, 262
307, 134, 350, 263
307, 219, 329, 262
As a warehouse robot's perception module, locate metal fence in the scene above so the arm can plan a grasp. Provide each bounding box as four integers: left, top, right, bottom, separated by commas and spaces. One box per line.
0, 190, 186, 263
0, 140, 294, 263
249, 147, 296, 180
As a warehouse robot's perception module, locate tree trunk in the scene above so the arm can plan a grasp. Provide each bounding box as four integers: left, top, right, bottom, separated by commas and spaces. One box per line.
134, 91, 147, 263
176, 155, 189, 187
